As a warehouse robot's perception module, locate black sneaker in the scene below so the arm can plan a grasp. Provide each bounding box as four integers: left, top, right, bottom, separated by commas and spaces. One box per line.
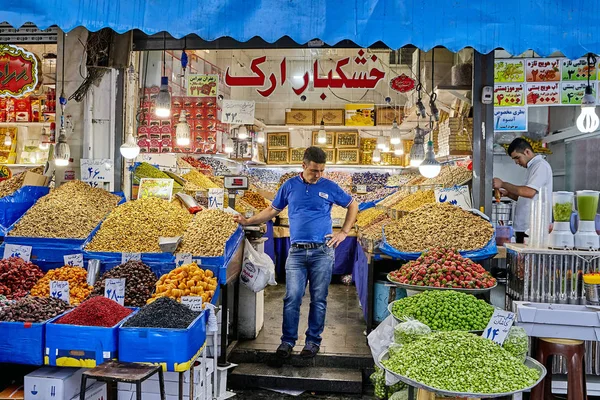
300, 342, 320, 358
276, 342, 293, 359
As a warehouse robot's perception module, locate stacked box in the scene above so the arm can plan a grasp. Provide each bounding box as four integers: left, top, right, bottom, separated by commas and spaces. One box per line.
437, 118, 473, 156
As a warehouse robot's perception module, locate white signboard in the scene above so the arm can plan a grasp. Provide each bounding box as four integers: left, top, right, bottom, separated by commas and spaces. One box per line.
135, 154, 177, 170
122, 252, 142, 263
80, 159, 114, 183
482, 309, 516, 345
435, 185, 472, 210
175, 253, 193, 267
208, 188, 225, 210
181, 296, 205, 312
104, 278, 126, 306
63, 254, 84, 267
221, 100, 256, 124
3, 244, 32, 262
50, 281, 70, 304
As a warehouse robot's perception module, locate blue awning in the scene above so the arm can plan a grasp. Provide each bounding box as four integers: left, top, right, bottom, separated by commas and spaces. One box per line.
2, 0, 599, 59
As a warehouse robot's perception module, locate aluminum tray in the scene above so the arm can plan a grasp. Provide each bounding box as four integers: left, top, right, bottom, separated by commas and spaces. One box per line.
386, 274, 497, 294
378, 350, 546, 399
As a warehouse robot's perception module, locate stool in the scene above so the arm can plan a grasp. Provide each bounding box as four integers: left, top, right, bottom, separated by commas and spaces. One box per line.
530, 338, 587, 400
79, 360, 165, 400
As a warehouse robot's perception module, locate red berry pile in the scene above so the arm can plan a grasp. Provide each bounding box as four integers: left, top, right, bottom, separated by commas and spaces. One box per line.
389, 247, 496, 289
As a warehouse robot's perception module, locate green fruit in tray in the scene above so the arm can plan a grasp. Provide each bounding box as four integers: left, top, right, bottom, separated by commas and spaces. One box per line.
391, 290, 494, 331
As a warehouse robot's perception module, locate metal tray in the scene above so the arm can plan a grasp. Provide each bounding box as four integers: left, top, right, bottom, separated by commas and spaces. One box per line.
386, 273, 497, 294
386, 300, 486, 333
378, 350, 546, 398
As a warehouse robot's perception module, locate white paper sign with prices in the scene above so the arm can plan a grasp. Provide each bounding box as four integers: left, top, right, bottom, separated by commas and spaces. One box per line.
105, 278, 126, 306
80, 159, 114, 184
221, 100, 256, 124
50, 280, 70, 304
482, 309, 516, 345
435, 185, 472, 210
208, 188, 225, 210
3, 244, 32, 262
240, 239, 276, 293
63, 253, 84, 267
367, 314, 402, 386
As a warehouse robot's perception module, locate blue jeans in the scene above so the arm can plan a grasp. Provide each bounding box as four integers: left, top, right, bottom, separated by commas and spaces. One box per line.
281, 244, 334, 347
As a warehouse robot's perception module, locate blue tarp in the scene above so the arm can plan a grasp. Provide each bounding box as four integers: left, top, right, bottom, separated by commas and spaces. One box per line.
2, 1, 600, 58
0, 186, 49, 237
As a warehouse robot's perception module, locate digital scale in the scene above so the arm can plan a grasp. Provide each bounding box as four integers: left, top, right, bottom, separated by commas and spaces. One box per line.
223, 175, 249, 209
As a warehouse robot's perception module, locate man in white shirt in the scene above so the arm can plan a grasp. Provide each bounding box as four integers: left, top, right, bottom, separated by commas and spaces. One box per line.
493, 138, 553, 243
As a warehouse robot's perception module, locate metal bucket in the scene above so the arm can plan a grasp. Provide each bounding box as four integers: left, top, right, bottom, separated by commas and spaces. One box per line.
585, 283, 600, 304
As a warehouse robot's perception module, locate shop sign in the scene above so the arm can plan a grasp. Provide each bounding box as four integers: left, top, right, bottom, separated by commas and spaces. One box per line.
390, 74, 415, 93
481, 309, 515, 345
525, 58, 561, 82
3, 244, 32, 262
138, 178, 174, 201
526, 83, 560, 106
493, 84, 525, 107
104, 278, 125, 306
50, 281, 70, 304
434, 186, 472, 210
561, 82, 595, 105
0, 44, 39, 98
221, 100, 255, 124
562, 58, 596, 81
63, 254, 84, 268
187, 74, 218, 97
224, 50, 386, 98
494, 59, 525, 83
493, 107, 527, 132
80, 159, 114, 184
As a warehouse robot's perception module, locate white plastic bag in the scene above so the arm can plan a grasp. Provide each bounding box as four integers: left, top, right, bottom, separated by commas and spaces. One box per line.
240, 239, 277, 292
367, 314, 402, 386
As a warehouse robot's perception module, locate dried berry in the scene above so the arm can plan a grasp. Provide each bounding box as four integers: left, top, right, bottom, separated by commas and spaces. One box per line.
0, 257, 44, 299
30, 266, 93, 305
123, 297, 200, 329
56, 296, 132, 327
92, 261, 157, 307
0, 296, 71, 323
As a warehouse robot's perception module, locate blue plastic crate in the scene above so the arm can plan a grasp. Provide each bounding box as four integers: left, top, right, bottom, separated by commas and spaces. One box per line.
193, 226, 244, 284
0, 186, 50, 237
0, 320, 45, 365
44, 307, 137, 368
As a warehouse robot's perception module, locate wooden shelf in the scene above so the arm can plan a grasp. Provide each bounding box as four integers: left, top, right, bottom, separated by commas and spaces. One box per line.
0, 122, 48, 127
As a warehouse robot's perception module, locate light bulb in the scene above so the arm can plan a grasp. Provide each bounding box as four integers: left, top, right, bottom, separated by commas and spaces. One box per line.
238, 125, 248, 140
372, 149, 381, 163
409, 140, 425, 167
577, 87, 599, 133
154, 76, 171, 118
390, 120, 401, 145
3, 133, 11, 147
256, 129, 265, 144
418, 141, 441, 178
394, 146, 404, 156
54, 128, 70, 166
317, 120, 327, 144
376, 135, 386, 150
224, 138, 234, 154
382, 137, 390, 152
120, 128, 140, 160
175, 110, 191, 146
39, 128, 50, 150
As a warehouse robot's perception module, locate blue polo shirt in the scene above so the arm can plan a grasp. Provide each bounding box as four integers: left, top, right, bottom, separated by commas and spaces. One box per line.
272, 174, 353, 244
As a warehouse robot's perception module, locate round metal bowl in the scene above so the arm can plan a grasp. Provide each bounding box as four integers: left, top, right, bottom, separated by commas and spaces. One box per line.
387, 273, 497, 294
378, 350, 546, 399
386, 300, 485, 333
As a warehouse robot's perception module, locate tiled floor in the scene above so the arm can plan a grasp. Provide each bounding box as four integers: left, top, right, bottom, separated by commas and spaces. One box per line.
236, 284, 370, 356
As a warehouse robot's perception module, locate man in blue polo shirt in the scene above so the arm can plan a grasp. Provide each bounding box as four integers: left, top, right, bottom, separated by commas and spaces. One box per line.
234, 147, 358, 358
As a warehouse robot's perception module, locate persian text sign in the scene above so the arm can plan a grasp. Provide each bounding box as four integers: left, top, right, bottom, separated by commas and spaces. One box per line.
525, 58, 560, 82
526, 83, 560, 106
187, 74, 218, 97
0, 45, 39, 98
562, 58, 596, 81
494, 108, 527, 132
494, 84, 525, 107
561, 82, 596, 105
221, 100, 256, 124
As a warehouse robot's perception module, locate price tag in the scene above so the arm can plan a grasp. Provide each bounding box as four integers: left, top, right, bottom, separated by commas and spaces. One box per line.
63, 254, 84, 267
181, 296, 204, 312
3, 244, 32, 262
104, 278, 126, 306
482, 309, 515, 345
122, 252, 141, 263
175, 253, 192, 267
208, 188, 225, 210
435, 185, 472, 210
50, 281, 70, 304
356, 185, 367, 194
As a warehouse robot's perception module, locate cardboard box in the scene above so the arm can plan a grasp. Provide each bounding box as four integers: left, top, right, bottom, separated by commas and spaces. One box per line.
24, 367, 89, 400
22, 172, 49, 187
515, 301, 600, 341
69, 383, 106, 400
0, 385, 24, 399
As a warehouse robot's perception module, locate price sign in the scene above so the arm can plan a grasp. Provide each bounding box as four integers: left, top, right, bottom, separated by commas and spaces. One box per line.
221, 100, 256, 124
80, 159, 114, 183
138, 178, 174, 201
104, 278, 126, 306
181, 296, 204, 312
482, 309, 515, 345
3, 244, 32, 262
50, 281, 70, 304
356, 185, 367, 194
175, 253, 192, 267
208, 188, 225, 210
122, 252, 141, 263
63, 254, 84, 267
435, 185, 472, 210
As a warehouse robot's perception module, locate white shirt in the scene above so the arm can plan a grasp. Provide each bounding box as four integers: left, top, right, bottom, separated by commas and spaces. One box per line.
514, 155, 553, 233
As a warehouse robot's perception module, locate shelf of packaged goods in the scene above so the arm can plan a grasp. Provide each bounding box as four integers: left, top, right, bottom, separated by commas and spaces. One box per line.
249, 163, 406, 169
0, 122, 49, 127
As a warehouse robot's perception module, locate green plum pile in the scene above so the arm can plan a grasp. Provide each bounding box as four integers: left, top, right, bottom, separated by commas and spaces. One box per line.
381, 331, 540, 394
370, 366, 405, 399
391, 290, 494, 331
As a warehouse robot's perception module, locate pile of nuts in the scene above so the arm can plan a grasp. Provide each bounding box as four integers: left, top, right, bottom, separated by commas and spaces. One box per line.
241, 191, 269, 210
178, 209, 238, 256
331, 205, 348, 220
30, 266, 93, 305
360, 217, 391, 241
182, 169, 220, 190
378, 190, 410, 208
356, 208, 386, 228
0, 257, 44, 299
392, 190, 435, 211
421, 165, 472, 187
353, 187, 397, 203
86, 197, 193, 253
150, 263, 218, 304
197, 157, 232, 175
0, 166, 44, 198
278, 172, 298, 189
407, 176, 426, 186
384, 203, 494, 252
386, 174, 417, 187
92, 261, 158, 307
9, 180, 121, 239
0, 296, 71, 323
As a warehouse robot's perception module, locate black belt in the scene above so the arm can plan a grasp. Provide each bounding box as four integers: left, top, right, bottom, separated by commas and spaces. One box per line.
292, 243, 323, 249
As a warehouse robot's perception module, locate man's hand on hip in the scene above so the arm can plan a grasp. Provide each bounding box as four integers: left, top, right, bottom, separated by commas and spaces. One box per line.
325, 231, 347, 248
